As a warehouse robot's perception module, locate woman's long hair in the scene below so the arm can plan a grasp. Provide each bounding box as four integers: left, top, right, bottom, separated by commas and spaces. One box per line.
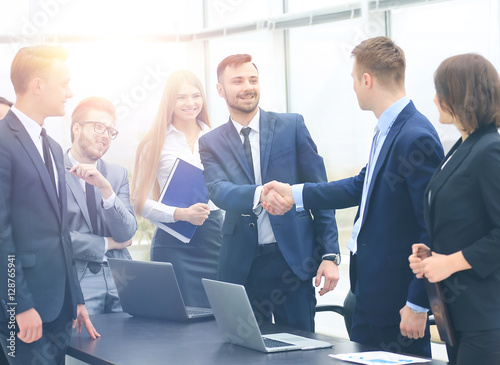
131, 70, 210, 215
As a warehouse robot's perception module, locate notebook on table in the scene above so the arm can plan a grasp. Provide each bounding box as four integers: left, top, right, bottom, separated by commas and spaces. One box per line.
201, 278, 333, 353
108, 259, 213, 321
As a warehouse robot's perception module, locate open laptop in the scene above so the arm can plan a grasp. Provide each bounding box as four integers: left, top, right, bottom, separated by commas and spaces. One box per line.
201, 278, 333, 353
108, 259, 213, 321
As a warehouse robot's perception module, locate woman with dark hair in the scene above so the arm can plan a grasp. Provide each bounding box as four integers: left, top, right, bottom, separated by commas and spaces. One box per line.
131, 70, 222, 308
409, 53, 500, 364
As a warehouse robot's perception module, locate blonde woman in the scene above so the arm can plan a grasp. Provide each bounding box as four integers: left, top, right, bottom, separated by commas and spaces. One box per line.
132, 70, 222, 308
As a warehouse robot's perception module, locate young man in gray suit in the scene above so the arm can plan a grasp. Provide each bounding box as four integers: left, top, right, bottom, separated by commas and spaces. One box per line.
66, 97, 137, 315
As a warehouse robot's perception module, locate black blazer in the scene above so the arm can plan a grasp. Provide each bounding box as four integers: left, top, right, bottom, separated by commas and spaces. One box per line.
0, 111, 83, 323
424, 124, 500, 332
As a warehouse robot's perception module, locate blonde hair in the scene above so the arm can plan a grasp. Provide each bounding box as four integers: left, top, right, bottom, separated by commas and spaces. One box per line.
131, 70, 210, 215
11, 45, 68, 95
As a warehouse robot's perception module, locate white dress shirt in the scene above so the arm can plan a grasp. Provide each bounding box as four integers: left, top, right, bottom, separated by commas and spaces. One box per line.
140, 120, 218, 223
10, 106, 60, 194
231, 112, 276, 245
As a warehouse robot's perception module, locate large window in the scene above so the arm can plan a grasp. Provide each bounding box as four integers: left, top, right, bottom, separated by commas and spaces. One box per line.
205, 0, 284, 27
287, 14, 385, 178
2, 0, 500, 171
207, 31, 287, 127
391, 0, 500, 151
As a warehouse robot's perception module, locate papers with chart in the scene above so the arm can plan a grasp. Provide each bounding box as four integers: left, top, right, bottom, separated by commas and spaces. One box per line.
329, 351, 431, 364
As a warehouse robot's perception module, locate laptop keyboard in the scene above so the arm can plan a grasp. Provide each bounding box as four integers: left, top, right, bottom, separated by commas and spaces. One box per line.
186, 307, 213, 316
263, 337, 294, 348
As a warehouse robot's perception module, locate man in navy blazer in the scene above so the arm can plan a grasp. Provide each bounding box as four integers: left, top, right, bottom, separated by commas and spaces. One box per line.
0, 46, 99, 365
199, 54, 340, 332
263, 37, 444, 357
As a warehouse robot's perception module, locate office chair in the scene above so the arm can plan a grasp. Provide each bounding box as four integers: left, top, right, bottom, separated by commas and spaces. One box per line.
427, 315, 444, 344
315, 290, 356, 337
315, 291, 439, 343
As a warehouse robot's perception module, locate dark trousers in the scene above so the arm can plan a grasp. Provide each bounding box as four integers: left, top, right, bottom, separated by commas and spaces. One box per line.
244, 248, 316, 333
350, 290, 431, 358
0, 283, 74, 365
446, 329, 500, 365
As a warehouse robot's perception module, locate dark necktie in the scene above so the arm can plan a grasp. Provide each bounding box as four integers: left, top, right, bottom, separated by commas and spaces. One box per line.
40, 128, 57, 193
86, 182, 98, 234
241, 127, 255, 182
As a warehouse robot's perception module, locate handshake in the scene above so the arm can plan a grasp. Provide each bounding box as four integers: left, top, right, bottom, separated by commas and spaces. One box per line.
260, 181, 296, 215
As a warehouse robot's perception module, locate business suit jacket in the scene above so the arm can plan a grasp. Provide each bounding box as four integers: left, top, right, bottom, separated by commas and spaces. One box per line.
302, 101, 444, 326
199, 109, 338, 284
424, 124, 500, 332
64, 154, 136, 280
0, 111, 83, 323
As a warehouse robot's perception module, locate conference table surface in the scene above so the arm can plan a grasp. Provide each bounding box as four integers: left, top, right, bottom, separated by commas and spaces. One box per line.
68, 312, 448, 365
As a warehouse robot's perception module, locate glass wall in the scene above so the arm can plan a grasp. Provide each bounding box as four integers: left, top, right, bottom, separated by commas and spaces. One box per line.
1, 0, 500, 173
64, 42, 190, 167
287, 14, 385, 179
206, 31, 287, 127
0, 1, 197, 170
391, 0, 500, 152
205, 0, 284, 27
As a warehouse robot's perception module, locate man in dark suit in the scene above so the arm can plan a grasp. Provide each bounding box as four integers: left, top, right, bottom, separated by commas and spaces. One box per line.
0, 46, 99, 365
263, 37, 444, 357
66, 97, 137, 315
199, 54, 340, 332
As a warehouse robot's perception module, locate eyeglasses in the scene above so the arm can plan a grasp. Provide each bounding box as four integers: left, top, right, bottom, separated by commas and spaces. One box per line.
78, 121, 119, 140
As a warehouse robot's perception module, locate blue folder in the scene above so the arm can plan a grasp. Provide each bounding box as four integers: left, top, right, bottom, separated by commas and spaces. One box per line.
152, 158, 209, 243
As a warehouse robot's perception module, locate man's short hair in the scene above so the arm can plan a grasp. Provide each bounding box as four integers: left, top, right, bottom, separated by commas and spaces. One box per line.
351, 36, 405, 86
217, 54, 258, 82
0, 97, 13, 107
11, 45, 69, 95
71, 97, 116, 143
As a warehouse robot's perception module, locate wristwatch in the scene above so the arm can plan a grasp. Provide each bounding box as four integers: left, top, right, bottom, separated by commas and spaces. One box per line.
323, 253, 341, 266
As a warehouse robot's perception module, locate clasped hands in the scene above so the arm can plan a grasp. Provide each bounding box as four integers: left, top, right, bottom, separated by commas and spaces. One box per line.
409, 243, 470, 283
260, 181, 295, 215
260, 181, 340, 296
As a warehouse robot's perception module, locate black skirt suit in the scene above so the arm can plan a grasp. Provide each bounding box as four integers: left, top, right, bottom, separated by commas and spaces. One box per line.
423, 124, 500, 362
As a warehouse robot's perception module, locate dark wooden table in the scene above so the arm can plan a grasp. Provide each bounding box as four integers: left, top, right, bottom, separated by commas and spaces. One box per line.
68, 313, 447, 365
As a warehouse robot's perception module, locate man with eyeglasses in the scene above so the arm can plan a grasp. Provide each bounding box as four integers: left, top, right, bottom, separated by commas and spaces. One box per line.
66, 96, 137, 315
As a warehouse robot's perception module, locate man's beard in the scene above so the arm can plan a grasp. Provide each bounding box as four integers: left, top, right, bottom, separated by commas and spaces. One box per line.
78, 134, 108, 161
226, 91, 260, 114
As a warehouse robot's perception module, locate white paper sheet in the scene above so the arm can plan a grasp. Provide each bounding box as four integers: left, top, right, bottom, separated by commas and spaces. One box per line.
329, 351, 432, 364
